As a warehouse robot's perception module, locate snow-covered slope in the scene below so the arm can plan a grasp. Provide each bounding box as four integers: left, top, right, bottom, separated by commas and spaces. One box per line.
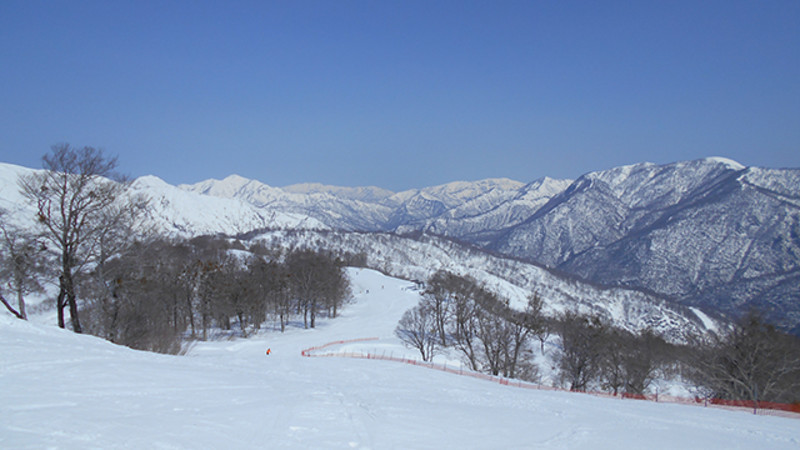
131, 175, 324, 237
250, 230, 716, 342
0, 163, 40, 228
2, 269, 797, 449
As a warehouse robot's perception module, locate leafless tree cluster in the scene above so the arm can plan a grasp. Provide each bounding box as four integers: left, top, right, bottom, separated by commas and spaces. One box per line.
683, 311, 800, 404
286, 249, 350, 329
554, 310, 670, 394
395, 272, 676, 390
80, 237, 350, 353
396, 270, 545, 380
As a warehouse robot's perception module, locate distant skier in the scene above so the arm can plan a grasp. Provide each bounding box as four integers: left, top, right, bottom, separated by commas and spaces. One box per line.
266, 348, 271, 356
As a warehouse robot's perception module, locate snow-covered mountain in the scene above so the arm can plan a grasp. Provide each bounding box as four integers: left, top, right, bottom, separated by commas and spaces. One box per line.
177, 158, 800, 333
0, 163, 325, 237
393, 177, 573, 245
3, 157, 798, 334
179, 175, 395, 231
489, 158, 800, 334
179, 175, 572, 239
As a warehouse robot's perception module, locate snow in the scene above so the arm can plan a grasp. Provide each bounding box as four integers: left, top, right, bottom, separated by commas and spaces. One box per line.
131, 173, 327, 236
689, 307, 719, 333
705, 156, 746, 170
2, 269, 798, 449
0, 163, 40, 226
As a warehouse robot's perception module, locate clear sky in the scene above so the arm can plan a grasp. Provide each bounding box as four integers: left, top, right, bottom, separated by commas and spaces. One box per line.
1, 1, 798, 191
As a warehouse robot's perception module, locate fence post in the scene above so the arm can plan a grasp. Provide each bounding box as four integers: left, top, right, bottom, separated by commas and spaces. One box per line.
754, 387, 758, 415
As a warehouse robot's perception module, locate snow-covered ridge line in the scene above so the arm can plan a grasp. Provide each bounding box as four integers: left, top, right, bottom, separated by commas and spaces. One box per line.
0, 162, 327, 237
178, 169, 573, 234
4, 157, 798, 334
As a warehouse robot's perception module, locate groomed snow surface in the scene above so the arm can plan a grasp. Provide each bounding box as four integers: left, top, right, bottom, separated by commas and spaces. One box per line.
2, 269, 798, 449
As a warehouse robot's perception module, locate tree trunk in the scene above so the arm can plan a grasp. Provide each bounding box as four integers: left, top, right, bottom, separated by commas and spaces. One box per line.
62, 269, 82, 333
16, 289, 27, 320
57, 276, 66, 329
186, 293, 196, 338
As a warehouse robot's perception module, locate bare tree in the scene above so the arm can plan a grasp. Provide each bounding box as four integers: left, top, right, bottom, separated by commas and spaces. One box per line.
687, 310, 800, 404
535, 320, 552, 354
622, 329, 666, 396
448, 284, 481, 371
502, 294, 543, 378
396, 304, 440, 362
81, 239, 184, 354
0, 209, 48, 319
18, 144, 129, 332
475, 305, 511, 376
286, 250, 348, 329
424, 271, 500, 346
286, 250, 321, 329
555, 310, 607, 391
257, 260, 292, 333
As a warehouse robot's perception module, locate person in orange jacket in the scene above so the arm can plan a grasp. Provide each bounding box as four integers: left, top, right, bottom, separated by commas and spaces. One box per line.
266, 348, 271, 356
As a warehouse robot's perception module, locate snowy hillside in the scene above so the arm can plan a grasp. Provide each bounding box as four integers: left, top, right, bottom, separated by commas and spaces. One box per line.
130, 175, 325, 237
249, 230, 716, 342
2, 269, 797, 449
0, 163, 325, 237
0, 163, 41, 228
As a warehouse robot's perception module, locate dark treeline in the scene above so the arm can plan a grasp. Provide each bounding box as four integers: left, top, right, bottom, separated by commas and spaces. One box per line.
78, 236, 351, 354
397, 270, 800, 404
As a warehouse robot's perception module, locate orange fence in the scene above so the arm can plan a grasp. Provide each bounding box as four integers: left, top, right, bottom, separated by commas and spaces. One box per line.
301, 338, 800, 419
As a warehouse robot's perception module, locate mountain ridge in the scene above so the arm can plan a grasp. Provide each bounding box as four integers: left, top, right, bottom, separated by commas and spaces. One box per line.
2, 157, 798, 334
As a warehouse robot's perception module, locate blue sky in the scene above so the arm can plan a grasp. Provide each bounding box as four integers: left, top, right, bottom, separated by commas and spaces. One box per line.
1, 1, 798, 191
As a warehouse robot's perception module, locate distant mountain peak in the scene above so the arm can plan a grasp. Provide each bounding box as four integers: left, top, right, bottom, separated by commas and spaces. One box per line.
132, 175, 172, 189
702, 156, 746, 170
220, 173, 253, 185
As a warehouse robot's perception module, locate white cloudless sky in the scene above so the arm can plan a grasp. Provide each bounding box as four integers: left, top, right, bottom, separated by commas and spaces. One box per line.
1, 0, 798, 191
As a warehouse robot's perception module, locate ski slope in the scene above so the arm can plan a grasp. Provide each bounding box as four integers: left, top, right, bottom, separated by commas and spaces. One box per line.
2, 269, 798, 449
